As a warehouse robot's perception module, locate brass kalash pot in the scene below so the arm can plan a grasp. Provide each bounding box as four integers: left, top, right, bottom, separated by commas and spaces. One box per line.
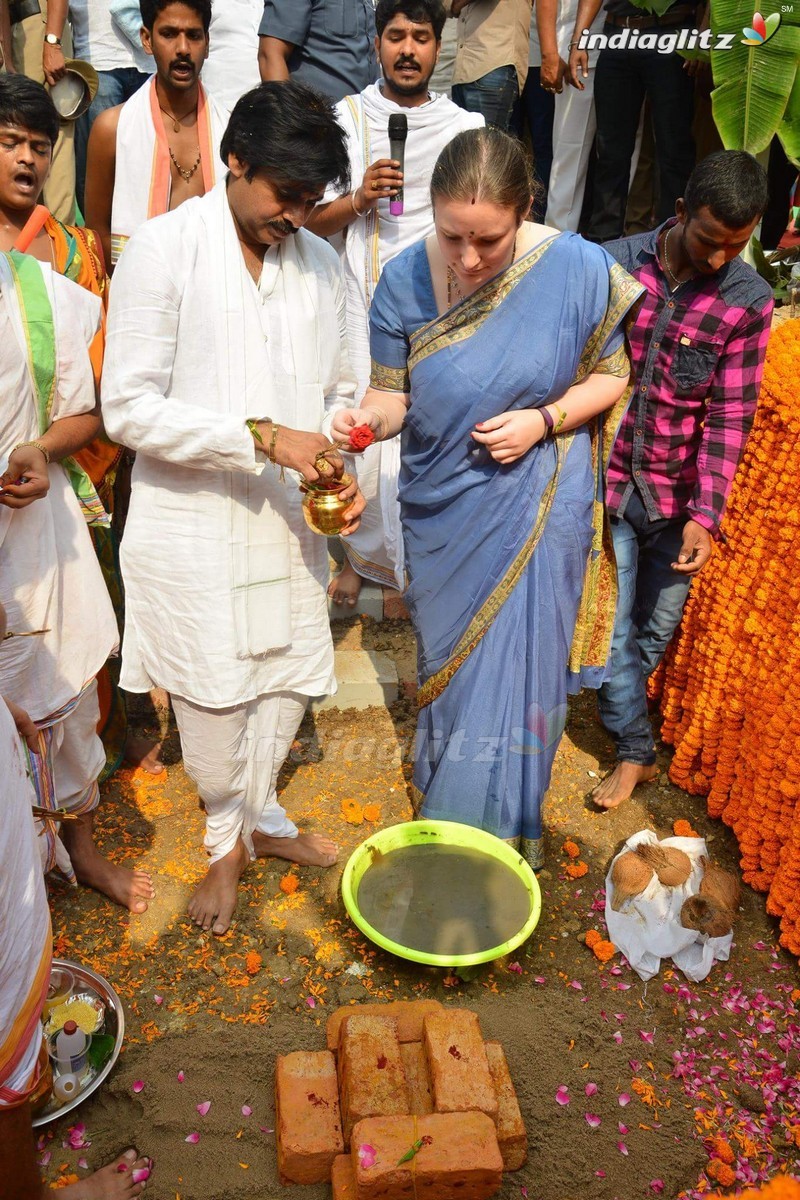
300, 445, 354, 536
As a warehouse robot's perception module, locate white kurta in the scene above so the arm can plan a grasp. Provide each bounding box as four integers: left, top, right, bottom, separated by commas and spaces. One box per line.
101, 184, 357, 710
0, 265, 117, 721
323, 84, 484, 588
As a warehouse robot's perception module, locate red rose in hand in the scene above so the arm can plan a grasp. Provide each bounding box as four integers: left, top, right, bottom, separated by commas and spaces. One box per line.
349, 424, 376, 451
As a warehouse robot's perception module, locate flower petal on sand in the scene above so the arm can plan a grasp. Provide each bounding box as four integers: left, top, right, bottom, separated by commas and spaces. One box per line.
241, 1105, 252, 1117
196, 1101, 211, 1116
185, 1132, 200, 1144
585, 1113, 602, 1128
555, 1086, 570, 1106
132, 1081, 145, 1094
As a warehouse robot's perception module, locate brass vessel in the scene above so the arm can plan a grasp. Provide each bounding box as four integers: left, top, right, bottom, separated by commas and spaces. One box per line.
300, 473, 354, 536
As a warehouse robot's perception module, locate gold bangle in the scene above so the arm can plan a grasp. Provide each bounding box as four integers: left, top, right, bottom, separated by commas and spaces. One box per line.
11, 440, 50, 464
362, 407, 390, 440
268, 423, 279, 464
350, 188, 365, 217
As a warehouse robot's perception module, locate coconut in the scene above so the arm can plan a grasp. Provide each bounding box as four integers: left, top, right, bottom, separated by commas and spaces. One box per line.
698, 856, 741, 914
680, 895, 734, 938
634, 842, 692, 887
609, 851, 654, 911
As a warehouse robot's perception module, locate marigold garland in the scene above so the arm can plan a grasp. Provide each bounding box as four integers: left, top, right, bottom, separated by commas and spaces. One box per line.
708, 1161, 737, 1188
651, 320, 800, 957
584, 929, 602, 948
565, 860, 588, 879
563, 839, 581, 858
672, 819, 700, 838
720, 1179, 800, 1200
591, 939, 616, 963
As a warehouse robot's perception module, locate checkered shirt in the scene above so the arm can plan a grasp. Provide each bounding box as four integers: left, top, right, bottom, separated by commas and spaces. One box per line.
604, 220, 773, 534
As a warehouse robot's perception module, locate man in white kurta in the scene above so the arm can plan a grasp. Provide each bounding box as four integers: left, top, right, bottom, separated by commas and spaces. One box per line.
0, 252, 154, 914
308, 1, 483, 602
102, 80, 361, 936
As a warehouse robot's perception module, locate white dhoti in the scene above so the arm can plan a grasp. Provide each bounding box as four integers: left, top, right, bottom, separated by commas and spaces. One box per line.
172, 691, 307, 863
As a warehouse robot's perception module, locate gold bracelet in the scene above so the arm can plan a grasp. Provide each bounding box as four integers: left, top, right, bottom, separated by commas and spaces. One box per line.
11, 440, 50, 464
362, 407, 390, 440
267, 423, 286, 482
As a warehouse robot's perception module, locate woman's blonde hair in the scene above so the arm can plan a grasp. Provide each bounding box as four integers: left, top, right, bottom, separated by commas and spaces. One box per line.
430, 127, 538, 221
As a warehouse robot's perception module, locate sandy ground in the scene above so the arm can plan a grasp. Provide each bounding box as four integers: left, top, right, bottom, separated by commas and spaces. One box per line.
40, 617, 800, 1199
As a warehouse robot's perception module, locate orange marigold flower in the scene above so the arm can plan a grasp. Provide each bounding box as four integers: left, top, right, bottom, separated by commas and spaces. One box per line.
565, 861, 588, 879
245, 951, 262, 976
591, 939, 616, 963
707, 1160, 736, 1187
672, 819, 700, 837
709, 1137, 735, 1165
562, 839, 581, 858
51, 1178, 81, 1190
584, 929, 602, 948
279, 873, 300, 895
363, 803, 382, 823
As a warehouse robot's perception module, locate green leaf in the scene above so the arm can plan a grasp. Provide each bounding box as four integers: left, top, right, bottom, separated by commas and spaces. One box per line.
777, 65, 800, 164
619, 0, 678, 14
710, 0, 800, 156
397, 1138, 424, 1166
86, 1034, 115, 1072
750, 236, 779, 283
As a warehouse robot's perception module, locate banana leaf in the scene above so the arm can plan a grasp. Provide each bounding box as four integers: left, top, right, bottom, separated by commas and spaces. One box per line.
617, 0, 678, 14
710, 0, 800, 162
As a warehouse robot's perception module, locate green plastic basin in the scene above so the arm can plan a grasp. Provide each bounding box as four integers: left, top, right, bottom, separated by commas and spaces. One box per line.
341, 820, 542, 968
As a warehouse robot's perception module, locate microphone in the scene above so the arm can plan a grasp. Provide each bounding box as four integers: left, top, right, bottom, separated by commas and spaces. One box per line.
388, 113, 408, 216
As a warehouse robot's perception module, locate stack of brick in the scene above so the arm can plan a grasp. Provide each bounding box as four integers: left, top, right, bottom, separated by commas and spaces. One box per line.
275, 1000, 527, 1192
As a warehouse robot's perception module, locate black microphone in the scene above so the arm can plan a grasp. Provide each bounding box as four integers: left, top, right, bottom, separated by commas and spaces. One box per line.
388, 113, 408, 216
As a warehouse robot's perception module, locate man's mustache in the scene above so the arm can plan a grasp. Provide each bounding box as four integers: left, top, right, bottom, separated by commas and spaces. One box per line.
266, 218, 298, 236
395, 58, 421, 70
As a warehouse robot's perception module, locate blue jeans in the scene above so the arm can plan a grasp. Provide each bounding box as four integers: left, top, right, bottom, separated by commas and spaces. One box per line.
452, 64, 518, 131
75, 67, 150, 214
597, 491, 693, 765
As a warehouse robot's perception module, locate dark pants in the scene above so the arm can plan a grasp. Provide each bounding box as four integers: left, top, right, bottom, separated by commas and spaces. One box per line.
597, 491, 693, 764
587, 36, 695, 242
452, 64, 518, 131
519, 67, 555, 221
75, 66, 150, 214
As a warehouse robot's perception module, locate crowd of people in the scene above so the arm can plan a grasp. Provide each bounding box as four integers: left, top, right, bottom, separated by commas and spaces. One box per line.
0, 0, 787, 1195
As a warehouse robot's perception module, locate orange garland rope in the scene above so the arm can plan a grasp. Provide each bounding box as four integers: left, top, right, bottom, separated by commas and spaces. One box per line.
650, 319, 800, 956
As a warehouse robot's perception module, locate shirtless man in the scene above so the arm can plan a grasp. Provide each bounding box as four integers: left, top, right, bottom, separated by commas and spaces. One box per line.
85, 0, 227, 269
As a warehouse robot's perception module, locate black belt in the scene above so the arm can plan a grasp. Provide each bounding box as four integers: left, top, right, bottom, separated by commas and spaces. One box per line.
9, 0, 42, 24
605, 7, 696, 28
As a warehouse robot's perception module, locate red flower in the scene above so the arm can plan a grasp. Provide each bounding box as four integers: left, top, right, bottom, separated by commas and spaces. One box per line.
349, 425, 376, 451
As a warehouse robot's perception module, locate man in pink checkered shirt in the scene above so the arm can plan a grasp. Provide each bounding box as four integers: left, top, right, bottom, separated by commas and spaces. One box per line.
593, 150, 773, 810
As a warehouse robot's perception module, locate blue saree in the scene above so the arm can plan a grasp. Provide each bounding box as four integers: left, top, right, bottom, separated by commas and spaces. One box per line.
369, 233, 643, 868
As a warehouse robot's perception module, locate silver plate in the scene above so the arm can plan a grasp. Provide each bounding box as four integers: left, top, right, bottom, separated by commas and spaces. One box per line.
32, 959, 125, 1128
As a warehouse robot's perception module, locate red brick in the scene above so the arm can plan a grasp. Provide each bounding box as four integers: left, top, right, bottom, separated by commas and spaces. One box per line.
275, 1050, 343, 1184
326, 1000, 443, 1052
332, 1155, 357, 1200
399, 1042, 433, 1116
351, 1113, 503, 1200
484, 1041, 527, 1171
423, 1010, 498, 1123
339, 1014, 409, 1146
382, 589, 410, 620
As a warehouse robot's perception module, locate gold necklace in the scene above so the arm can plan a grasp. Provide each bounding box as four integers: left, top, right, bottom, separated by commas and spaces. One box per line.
159, 101, 196, 133
169, 146, 201, 182
446, 237, 517, 308
662, 225, 683, 290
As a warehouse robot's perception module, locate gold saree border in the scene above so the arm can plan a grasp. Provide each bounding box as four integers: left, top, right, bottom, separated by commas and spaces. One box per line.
417, 437, 570, 710
408, 234, 560, 373
370, 359, 410, 392
505, 835, 545, 872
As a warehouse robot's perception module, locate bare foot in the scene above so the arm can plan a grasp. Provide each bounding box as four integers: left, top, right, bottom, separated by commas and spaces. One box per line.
187, 840, 249, 935
252, 830, 339, 867
592, 761, 659, 810
60, 1148, 152, 1198
61, 813, 154, 913
124, 732, 164, 775
328, 560, 362, 608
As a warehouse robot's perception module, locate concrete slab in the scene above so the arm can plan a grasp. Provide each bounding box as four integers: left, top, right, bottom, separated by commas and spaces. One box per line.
328, 583, 384, 623
313, 649, 398, 712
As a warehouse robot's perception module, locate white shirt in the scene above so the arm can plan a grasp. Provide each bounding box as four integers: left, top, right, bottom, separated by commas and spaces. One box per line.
69, 0, 153, 74
0, 268, 118, 720
202, 0, 263, 114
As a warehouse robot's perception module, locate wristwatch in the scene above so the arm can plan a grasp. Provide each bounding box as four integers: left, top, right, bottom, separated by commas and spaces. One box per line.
43, 33, 62, 45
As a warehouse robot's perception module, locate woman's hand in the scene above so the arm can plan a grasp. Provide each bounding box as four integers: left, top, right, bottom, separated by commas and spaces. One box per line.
471, 410, 547, 464
338, 478, 366, 537
330, 407, 383, 448
0, 445, 50, 509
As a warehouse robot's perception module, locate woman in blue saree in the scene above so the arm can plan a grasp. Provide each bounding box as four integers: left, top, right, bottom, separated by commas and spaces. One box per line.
333, 129, 643, 868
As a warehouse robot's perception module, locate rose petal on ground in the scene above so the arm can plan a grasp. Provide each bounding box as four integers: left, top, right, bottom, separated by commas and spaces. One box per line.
154, 995, 163, 1005
585, 1113, 602, 1128
617, 1141, 629, 1156
177, 1070, 185, 1083
613, 1031, 623, 1044
196, 1101, 211, 1116
77, 1157, 89, 1170
650, 1181, 665, 1194
618, 1093, 631, 1106
241, 1105, 252, 1117
569, 980, 583, 990
595, 1170, 606, 1179
39, 1151, 52, 1167
555, 1086, 570, 1106
534, 976, 546, 984
639, 1031, 655, 1044
585, 1082, 598, 1097
185, 1132, 200, 1144
508, 962, 523, 974
618, 1123, 629, 1135
259, 1127, 274, 1134
305, 996, 316, 1008
132, 1080, 145, 1093
357, 1144, 377, 1169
